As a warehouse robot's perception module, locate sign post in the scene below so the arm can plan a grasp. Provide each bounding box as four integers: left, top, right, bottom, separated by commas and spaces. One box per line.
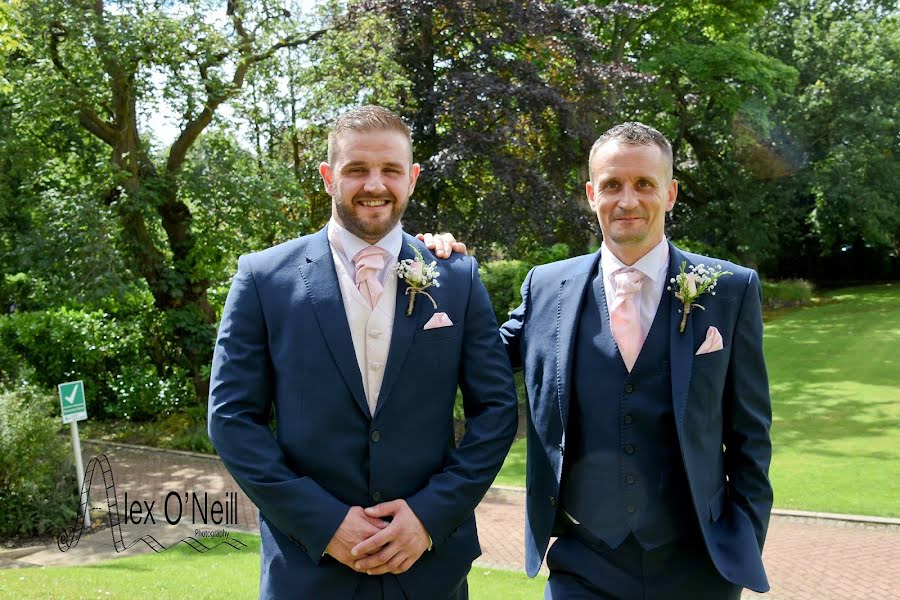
58, 380, 90, 531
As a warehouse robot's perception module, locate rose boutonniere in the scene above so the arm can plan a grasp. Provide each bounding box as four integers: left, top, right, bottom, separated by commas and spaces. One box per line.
395, 243, 441, 316
668, 261, 732, 333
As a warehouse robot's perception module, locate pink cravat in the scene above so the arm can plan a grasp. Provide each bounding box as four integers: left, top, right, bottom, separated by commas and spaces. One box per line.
610, 268, 645, 372
353, 246, 389, 309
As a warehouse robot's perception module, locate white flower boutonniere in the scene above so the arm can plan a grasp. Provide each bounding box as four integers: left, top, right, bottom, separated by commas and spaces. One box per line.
395, 243, 441, 316
668, 261, 732, 333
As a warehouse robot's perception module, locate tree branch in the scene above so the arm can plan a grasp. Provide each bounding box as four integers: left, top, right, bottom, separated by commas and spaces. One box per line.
165, 2, 359, 173
48, 19, 119, 147
78, 109, 118, 146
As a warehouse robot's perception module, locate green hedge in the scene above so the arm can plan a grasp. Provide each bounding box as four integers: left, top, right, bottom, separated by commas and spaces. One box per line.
0, 385, 78, 536
0, 308, 192, 420
479, 243, 571, 323
761, 279, 813, 309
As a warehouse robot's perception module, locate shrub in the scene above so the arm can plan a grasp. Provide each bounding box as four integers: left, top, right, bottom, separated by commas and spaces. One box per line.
480, 259, 531, 323
0, 384, 78, 536
479, 243, 571, 323
761, 279, 814, 309
0, 308, 193, 420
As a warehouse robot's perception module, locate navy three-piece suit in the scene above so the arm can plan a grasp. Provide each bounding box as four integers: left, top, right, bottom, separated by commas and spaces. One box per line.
208, 228, 518, 599
501, 242, 773, 596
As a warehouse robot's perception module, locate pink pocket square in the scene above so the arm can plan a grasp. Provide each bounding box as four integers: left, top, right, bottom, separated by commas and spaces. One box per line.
695, 326, 724, 355
423, 312, 453, 330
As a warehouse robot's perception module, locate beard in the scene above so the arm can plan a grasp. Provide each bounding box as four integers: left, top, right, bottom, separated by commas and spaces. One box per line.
333, 191, 407, 242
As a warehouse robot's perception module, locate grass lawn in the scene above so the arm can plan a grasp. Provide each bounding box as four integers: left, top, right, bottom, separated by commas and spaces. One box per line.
764, 284, 900, 517
494, 284, 900, 517
495, 437, 527, 488
0, 534, 546, 599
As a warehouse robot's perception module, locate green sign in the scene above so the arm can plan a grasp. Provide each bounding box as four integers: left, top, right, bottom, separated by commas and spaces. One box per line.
58, 380, 87, 424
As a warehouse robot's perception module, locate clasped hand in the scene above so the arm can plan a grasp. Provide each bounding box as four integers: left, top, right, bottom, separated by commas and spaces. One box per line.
325, 500, 430, 576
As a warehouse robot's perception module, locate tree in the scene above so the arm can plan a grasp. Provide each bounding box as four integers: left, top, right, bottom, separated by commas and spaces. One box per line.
756, 0, 900, 257
383, 0, 655, 255
8, 0, 365, 400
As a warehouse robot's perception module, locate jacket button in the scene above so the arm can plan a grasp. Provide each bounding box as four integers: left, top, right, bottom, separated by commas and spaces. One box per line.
626, 504, 636, 514
549, 496, 557, 507
625, 474, 636, 485
624, 383, 634, 393
372, 491, 383, 502
623, 414, 633, 425
371, 430, 381, 443
624, 444, 635, 455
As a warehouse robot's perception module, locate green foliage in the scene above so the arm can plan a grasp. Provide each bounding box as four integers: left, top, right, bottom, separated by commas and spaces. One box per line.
755, 1, 900, 255
669, 238, 737, 263
479, 243, 571, 323
760, 279, 813, 309
0, 383, 77, 536
0, 308, 192, 420
480, 260, 532, 323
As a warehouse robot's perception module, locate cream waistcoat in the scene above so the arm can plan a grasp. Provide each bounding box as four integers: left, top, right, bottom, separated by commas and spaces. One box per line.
330, 246, 398, 416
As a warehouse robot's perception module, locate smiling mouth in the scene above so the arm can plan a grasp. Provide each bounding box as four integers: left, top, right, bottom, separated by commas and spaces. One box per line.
357, 199, 390, 207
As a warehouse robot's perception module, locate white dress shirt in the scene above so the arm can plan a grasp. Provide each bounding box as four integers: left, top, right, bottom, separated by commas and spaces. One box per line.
600, 237, 670, 336
328, 218, 402, 283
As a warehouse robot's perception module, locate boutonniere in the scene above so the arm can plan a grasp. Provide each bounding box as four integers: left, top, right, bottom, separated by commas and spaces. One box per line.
395, 243, 441, 316
668, 261, 732, 333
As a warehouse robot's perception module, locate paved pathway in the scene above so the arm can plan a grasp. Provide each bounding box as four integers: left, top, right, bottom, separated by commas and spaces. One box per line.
3, 441, 897, 600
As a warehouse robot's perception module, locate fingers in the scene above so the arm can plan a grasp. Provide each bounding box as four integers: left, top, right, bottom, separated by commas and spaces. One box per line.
354, 541, 402, 573
351, 525, 392, 558
414, 232, 461, 258
363, 515, 390, 529
390, 556, 415, 575
361, 545, 411, 575
364, 499, 402, 519
435, 233, 457, 258
418, 232, 436, 249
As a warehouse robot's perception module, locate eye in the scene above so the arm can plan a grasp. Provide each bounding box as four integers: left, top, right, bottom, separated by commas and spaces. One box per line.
637, 179, 654, 188
603, 181, 620, 190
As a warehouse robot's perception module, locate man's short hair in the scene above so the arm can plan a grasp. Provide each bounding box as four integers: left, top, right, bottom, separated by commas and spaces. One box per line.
327, 105, 413, 165
589, 122, 674, 180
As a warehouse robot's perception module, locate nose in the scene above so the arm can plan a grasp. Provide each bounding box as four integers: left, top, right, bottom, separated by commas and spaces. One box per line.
618, 184, 639, 208
363, 171, 388, 194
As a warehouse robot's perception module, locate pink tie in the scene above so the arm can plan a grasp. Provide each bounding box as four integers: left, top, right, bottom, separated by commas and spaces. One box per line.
610, 268, 645, 372
353, 246, 389, 308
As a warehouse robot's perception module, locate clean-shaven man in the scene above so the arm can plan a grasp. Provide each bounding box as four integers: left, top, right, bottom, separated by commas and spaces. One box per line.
427, 122, 773, 598
209, 105, 517, 599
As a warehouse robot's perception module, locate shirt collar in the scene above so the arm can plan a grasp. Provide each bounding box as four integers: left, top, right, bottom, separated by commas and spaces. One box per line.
601, 237, 670, 284
328, 218, 403, 263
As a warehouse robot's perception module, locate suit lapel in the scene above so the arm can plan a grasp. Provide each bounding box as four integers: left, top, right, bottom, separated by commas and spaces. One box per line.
668, 243, 694, 430
298, 227, 370, 419
556, 251, 602, 430
375, 234, 422, 417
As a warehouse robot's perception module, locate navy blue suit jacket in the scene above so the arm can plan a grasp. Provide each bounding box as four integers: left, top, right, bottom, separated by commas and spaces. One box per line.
208, 228, 517, 599
500, 243, 773, 592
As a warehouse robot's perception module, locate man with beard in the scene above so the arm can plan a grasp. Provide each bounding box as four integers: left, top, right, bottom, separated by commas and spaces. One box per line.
208, 105, 517, 599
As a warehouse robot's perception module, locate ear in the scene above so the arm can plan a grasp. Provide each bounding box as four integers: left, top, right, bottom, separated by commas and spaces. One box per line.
319, 162, 334, 194
586, 180, 597, 212
666, 179, 678, 212
408, 163, 421, 196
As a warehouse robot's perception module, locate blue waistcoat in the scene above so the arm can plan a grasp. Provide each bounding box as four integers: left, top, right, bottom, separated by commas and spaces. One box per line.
559, 265, 694, 550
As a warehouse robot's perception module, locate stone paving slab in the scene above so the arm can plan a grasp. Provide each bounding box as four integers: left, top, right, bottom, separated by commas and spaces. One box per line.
3, 441, 896, 600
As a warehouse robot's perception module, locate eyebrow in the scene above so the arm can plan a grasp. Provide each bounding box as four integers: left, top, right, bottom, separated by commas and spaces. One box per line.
341, 160, 405, 169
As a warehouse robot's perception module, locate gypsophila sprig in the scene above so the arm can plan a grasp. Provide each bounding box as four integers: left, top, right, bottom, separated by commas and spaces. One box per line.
667, 261, 732, 333
395, 244, 441, 316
